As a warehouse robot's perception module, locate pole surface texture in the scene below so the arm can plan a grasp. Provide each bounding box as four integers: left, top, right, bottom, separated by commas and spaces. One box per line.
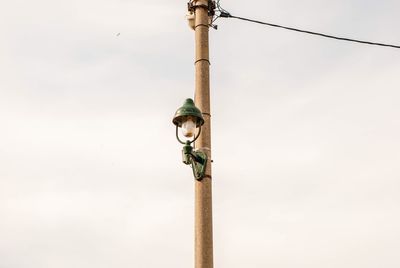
193, 1, 213, 268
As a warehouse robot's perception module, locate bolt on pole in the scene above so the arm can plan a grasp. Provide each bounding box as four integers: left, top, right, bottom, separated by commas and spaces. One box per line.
191, 0, 214, 267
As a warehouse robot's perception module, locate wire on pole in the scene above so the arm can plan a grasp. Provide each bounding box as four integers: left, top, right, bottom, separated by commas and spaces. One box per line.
214, 1, 400, 49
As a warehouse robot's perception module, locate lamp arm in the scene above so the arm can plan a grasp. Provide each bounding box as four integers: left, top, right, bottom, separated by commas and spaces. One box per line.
176, 126, 186, 144
189, 151, 208, 180
182, 143, 207, 180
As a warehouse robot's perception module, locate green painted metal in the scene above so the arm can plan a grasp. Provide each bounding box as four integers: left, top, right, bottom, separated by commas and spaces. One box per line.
190, 150, 207, 180
181, 141, 207, 180
172, 98, 204, 127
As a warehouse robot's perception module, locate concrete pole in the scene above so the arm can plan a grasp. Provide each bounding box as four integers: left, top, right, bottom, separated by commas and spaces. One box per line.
192, 1, 213, 268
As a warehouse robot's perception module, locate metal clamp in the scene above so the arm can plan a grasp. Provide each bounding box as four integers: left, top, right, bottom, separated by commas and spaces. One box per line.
187, 0, 216, 17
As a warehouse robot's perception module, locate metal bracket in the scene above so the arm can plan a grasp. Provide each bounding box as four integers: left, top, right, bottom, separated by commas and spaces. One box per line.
182, 142, 208, 180
187, 0, 216, 17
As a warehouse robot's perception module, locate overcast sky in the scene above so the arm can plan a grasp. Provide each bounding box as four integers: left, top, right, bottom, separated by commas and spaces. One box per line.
1, 0, 400, 267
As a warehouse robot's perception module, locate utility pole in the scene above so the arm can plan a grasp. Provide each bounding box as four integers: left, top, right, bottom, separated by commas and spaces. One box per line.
191, 0, 213, 267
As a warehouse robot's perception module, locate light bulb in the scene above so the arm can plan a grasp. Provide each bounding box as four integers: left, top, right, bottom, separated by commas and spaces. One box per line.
182, 119, 196, 138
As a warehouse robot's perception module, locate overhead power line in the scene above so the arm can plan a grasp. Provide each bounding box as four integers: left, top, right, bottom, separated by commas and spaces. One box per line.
214, 4, 400, 49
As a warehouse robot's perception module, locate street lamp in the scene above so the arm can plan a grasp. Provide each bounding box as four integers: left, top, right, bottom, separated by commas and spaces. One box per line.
173, 98, 207, 180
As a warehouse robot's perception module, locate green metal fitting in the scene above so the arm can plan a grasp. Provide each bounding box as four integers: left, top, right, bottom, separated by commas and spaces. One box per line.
182, 141, 207, 180
182, 142, 193, 165
172, 98, 204, 127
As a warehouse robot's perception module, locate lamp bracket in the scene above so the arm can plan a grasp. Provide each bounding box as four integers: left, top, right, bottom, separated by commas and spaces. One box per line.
182, 142, 207, 180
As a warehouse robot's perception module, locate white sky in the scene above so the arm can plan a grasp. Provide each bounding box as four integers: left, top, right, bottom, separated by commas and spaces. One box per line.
1, 0, 400, 267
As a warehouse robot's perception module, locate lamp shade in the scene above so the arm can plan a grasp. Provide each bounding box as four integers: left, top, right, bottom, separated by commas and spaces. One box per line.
172, 98, 204, 127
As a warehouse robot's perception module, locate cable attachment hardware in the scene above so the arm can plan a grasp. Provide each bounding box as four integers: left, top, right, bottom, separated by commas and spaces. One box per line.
187, 1, 218, 30
187, 0, 216, 16
219, 11, 231, 18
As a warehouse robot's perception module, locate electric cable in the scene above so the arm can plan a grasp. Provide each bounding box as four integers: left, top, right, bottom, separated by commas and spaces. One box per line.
214, 2, 400, 49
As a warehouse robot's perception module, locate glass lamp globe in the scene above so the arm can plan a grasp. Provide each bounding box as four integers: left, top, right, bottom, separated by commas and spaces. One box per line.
181, 117, 196, 137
